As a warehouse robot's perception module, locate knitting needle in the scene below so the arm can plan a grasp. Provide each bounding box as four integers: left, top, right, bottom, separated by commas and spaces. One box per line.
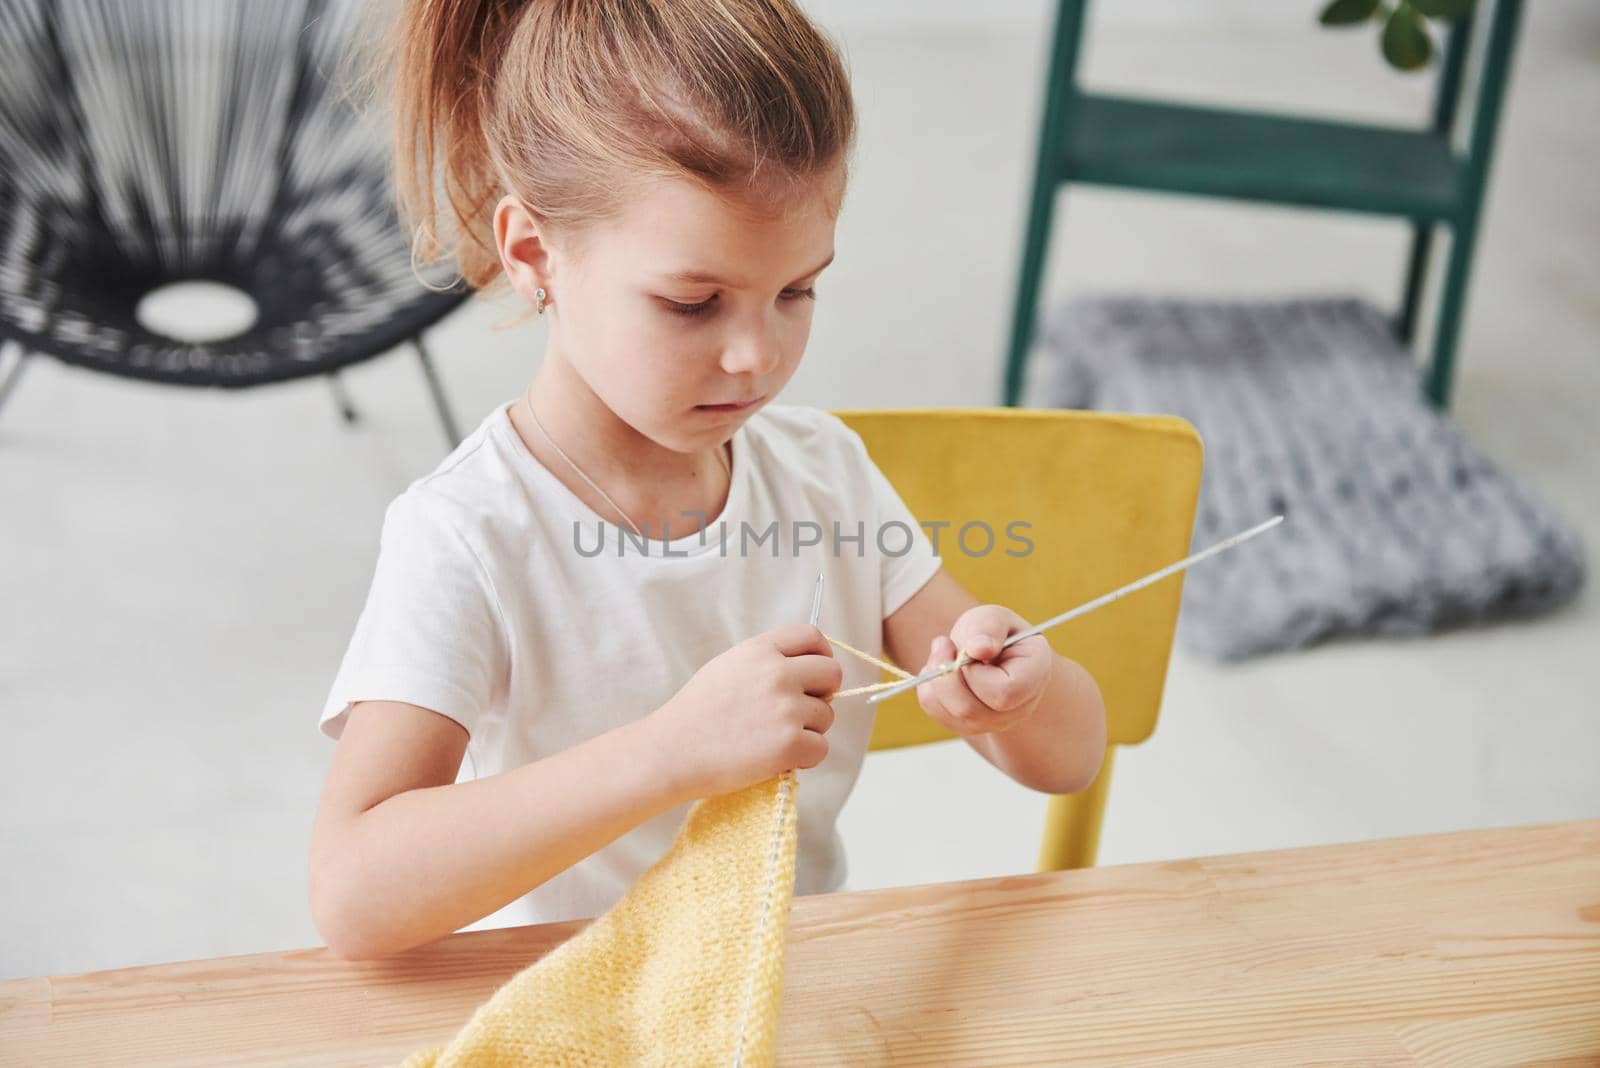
808, 571, 824, 627
865, 514, 1285, 705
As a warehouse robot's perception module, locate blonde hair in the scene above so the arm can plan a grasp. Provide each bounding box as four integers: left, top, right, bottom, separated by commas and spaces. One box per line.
383, 0, 857, 291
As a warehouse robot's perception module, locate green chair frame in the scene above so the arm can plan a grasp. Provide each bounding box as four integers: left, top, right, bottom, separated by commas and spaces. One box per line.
1001, 0, 1526, 411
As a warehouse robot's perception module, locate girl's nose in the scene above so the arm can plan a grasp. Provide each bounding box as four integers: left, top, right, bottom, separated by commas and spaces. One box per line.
720, 330, 783, 377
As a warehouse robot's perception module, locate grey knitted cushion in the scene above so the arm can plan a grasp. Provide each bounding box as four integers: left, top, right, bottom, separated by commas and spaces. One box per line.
1023, 295, 1587, 660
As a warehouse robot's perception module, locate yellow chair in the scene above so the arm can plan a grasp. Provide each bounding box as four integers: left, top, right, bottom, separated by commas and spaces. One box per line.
832, 408, 1203, 871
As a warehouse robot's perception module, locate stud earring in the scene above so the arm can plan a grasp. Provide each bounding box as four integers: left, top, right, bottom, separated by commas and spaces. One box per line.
534, 286, 547, 315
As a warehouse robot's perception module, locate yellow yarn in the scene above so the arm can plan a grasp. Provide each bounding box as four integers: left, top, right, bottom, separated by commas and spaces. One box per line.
827, 635, 916, 697
398, 772, 799, 1068
826, 636, 910, 680
397, 634, 899, 1066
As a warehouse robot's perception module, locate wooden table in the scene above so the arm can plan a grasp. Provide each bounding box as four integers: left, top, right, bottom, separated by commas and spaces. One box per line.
4, 820, 1597, 1066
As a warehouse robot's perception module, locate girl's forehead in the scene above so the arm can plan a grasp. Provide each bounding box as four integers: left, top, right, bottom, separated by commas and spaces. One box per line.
603, 173, 841, 283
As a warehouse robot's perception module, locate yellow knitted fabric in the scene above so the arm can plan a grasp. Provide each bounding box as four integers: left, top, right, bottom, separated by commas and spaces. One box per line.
398, 770, 800, 1068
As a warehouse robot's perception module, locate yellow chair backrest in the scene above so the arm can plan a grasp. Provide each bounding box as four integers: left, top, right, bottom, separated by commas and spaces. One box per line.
832, 408, 1204, 870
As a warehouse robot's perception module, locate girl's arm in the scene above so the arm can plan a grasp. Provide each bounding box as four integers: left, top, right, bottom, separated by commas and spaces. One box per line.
308, 699, 690, 960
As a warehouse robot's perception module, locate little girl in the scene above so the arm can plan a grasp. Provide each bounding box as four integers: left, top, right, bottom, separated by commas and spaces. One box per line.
309, 0, 1107, 960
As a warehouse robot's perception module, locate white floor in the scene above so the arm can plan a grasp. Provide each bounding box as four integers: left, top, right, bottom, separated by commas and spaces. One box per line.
3, 3, 1596, 982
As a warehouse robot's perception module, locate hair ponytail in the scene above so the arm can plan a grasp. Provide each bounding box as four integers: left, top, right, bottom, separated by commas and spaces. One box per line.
382, 0, 529, 289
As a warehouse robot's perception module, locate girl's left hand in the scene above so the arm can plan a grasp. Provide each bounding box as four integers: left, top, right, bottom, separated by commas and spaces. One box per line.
915, 605, 1052, 737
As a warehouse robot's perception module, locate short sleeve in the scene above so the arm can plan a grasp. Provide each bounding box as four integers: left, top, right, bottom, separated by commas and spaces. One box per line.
318, 491, 509, 742
844, 427, 943, 619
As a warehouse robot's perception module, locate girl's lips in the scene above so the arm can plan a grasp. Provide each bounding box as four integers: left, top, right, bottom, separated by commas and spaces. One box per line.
696, 396, 763, 412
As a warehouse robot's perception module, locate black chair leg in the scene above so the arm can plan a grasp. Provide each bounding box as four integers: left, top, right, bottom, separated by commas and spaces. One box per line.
413, 335, 461, 449
327, 370, 360, 425
1396, 223, 1433, 345
0, 342, 33, 418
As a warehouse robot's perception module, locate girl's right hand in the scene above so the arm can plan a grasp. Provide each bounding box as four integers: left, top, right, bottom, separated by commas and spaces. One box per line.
648, 623, 843, 801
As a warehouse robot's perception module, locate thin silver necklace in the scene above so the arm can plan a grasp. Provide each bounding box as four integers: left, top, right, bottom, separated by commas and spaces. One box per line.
522, 385, 730, 541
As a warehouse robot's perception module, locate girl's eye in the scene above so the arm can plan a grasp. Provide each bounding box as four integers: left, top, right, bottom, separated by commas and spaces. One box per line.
660, 287, 817, 320
662, 296, 716, 318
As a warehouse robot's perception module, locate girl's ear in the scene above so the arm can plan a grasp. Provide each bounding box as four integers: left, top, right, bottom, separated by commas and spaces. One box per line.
492, 194, 555, 310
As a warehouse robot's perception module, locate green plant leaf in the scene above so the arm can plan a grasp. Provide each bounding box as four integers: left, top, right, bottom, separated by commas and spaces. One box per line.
1320, 0, 1381, 25
1411, 0, 1473, 18
1382, 2, 1434, 69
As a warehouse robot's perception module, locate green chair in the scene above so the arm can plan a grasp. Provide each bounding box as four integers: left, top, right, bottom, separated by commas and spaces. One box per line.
1002, 0, 1525, 411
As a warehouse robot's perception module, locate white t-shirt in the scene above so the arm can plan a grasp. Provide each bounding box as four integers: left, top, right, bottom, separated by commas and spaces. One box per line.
319, 400, 942, 932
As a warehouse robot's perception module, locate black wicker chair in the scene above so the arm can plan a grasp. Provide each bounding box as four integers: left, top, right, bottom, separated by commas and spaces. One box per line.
0, 0, 469, 445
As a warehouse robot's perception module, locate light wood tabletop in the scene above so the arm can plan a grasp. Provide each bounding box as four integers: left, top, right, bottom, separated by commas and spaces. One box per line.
3, 819, 1597, 1066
